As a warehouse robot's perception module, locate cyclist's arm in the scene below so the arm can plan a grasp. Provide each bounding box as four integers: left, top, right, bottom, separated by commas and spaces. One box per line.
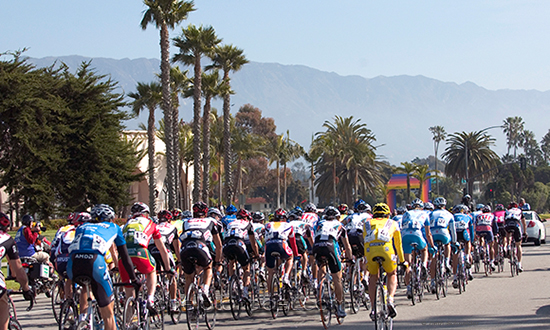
448, 218, 457, 243
521, 216, 527, 235
154, 237, 171, 270
340, 231, 352, 261
424, 225, 434, 247
109, 243, 119, 267
213, 233, 222, 263
171, 239, 181, 263
392, 228, 405, 264
288, 227, 299, 256
248, 226, 259, 256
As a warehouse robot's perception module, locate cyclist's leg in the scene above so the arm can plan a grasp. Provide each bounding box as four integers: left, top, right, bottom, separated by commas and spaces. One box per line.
0, 290, 8, 330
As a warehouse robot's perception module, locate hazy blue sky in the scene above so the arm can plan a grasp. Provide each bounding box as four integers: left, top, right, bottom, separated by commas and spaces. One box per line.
3, 0, 550, 91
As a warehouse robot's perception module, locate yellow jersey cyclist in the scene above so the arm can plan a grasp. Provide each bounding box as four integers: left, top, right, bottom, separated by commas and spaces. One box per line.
363, 203, 406, 320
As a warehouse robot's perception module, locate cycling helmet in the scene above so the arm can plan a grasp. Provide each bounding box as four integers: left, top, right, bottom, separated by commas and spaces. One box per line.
157, 210, 172, 222
171, 208, 183, 220
21, 214, 34, 226
521, 204, 531, 211
372, 203, 391, 218
433, 197, 447, 209
353, 199, 368, 212
292, 206, 304, 217
208, 207, 222, 219
323, 206, 340, 220
182, 210, 192, 219
482, 205, 492, 213
508, 201, 518, 209
406, 204, 412, 210
424, 202, 434, 211
274, 208, 287, 221
411, 198, 424, 209
237, 209, 251, 220
452, 205, 463, 214
74, 212, 92, 225
193, 202, 208, 217
338, 204, 349, 214
396, 206, 407, 215
268, 212, 274, 222
252, 211, 265, 223
463, 194, 471, 201
0, 212, 10, 232
91, 204, 115, 222
226, 204, 238, 214
67, 212, 77, 225
304, 203, 317, 213
131, 202, 150, 215
475, 203, 485, 211
495, 204, 505, 211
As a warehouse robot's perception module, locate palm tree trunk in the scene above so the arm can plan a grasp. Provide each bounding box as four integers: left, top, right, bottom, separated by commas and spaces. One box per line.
222, 72, 233, 205
310, 162, 315, 202
202, 97, 212, 202
276, 161, 281, 208
406, 175, 411, 204
219, 152, 223, 205
332, 161, 337, 204
283, 163, 287, 209
434, 141, 439, 196
160, 24, 174, 208
147, 106, 156, 215
237, 157, 243, 208
192, 55, 203, 202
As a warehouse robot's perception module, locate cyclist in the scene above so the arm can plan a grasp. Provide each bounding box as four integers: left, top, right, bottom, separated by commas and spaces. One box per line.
461, 194, 474, 212
179, 202, 222, 307
341, 199, 372, 285
424, 202, 434, 213
68, 204, 139, 330
248, 212, 267, 277
288, 207, 313, 283
493, 204, 507, 258
474, 205, 497, 271
401, 198, 432, 299
0, 212, 34, 330
504, 201, 528, 272
451, 204, 474, 287
222, 209, 258, 300
264, 208, 299, 292
428, 197, 457, 293
15, 214, 51, 264
338, 204, 349, 221
120, 202, 173, 312
392, 206, 407, 230
472, 204, 484, 220
51, 212, 91, 299
364, 203, 405, 320
148, 210, 180, 311
301, 203, 320, 286
207, 207, 225, 276
312, 206, 352, 318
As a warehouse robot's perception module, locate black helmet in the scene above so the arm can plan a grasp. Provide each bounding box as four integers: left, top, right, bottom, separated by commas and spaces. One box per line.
324, 206, 340, 220
22, 214, 34, 226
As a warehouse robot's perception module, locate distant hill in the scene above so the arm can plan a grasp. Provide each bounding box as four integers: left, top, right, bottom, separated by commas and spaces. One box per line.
27, 55, 550, 165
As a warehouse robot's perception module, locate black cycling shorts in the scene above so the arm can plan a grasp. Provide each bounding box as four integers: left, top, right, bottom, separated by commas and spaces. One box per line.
295, 234, 308, 255
180, 239, 212, 275
223, 238, 250, 267
347, 232, 365, 258
312, 240, 342, 274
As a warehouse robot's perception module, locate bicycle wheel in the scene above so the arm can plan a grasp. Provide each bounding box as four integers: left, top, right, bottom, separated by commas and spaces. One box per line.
123, 296, 140, 330
510, 248, 516, 277
299, 278, 312, 310
51, 279, 65, 324
349, 266, 360, 312
186, 283, 200, 330
281, 284, 290, 317
318, 278, 331, 329
204, 286, 217, 330
170, 279, 184, 325
434, 254, 441, 300
59, 299, 78, 330
149, 302, 164, 330
270, 274, 280, 319
374, 281, 385, 330
8, 318, 22, 330
228, 276, 242, 320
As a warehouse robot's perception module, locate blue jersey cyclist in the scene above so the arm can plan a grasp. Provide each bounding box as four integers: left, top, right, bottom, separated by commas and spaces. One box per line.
401, 198, 432, 299
68, 204, 139, 330
451, 204, 474, 286
428, 198, 457, 293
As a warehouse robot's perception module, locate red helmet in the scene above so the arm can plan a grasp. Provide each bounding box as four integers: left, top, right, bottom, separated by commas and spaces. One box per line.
508, 201, 518, 209
237, 209, 251, 220
158, 210, 173, 222
0, 212, 10, 231
193, 202, 208, 217
74, 212, 92, 225
67, 212, 77, 225
274, 208, 287, 221
171, 208, 182, 219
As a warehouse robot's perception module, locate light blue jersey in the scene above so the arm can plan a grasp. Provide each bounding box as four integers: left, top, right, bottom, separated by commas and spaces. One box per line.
69, 222, 126, 256
429, 209, 456, 243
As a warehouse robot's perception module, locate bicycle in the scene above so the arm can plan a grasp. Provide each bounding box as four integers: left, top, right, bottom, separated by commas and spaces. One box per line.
7, 289, 34, 330
227, 259, 248, 320
371, 257, 393, 330
289, 255, 312, 311
495, 234, 505, 273
58, 276, 104, 330
118, 274, 164, 330
507, 231, 519, 277
185, 256, 217, 330
169, 274, 186, 324
454, 242, 468, 294
432, 241, 448, 300
51, 275, 66, 324
317, 255, 344, 329
479, 236, 493, 276
268, 252, 290, 319
471, 241, 481, 274
408, 243, 424, 305
347, 256, 369, 313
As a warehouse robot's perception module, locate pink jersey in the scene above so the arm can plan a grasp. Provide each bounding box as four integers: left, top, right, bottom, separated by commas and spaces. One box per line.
493, 210, 505, 225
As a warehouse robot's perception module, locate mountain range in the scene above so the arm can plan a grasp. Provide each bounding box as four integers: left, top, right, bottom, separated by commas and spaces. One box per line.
27, 55, 550, 165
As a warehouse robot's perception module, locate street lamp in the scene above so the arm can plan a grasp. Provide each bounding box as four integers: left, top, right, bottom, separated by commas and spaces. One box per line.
464, 125, 504, 196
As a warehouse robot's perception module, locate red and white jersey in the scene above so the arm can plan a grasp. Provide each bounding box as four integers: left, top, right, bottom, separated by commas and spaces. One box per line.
123, 216, 161, 248
475, 212, 494, 232
505, 208, 523, 222
301, 212, 319, 228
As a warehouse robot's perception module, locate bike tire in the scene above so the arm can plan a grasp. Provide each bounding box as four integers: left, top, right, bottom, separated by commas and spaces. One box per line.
374, 281, 385, 330
170, 281, 184, 324
318, 278, 331, 329
270, 274, 280, 319
51, 279, 65, 325
186, 283, 200, 330
123, 296, 140, 330
205, 286, 217, 330
350, 266, 361, 312
229, 276, 242, 320
58, 299, 78, 330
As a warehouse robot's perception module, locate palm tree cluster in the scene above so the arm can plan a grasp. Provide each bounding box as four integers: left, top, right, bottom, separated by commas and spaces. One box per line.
310, 116, 385, 206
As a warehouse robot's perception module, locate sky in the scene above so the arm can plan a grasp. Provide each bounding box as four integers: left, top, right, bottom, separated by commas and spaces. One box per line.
3, 0, 550, 92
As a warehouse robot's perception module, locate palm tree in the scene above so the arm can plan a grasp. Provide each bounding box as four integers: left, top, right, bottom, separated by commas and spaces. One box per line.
128, 82, 162, 214
265, 134, 285, 208
173, 24, 221, 202
429, 125, 446, 195
541, 130, 550, 164
280, 131, 304, 209
502, 116, 525, 159
141, 0, 195, 209
412, 164, 431, 201
208, 44, 249, 204
397, 162, 417, 204
304, 138, 321, 202
232, 126, 266, 207
442, 130, 501, 194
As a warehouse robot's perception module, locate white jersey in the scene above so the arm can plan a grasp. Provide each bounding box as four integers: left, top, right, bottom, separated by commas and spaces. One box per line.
342, 212, 371, 234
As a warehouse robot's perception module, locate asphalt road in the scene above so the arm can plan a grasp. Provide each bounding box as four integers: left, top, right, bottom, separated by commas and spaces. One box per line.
11, 240, 550, 330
